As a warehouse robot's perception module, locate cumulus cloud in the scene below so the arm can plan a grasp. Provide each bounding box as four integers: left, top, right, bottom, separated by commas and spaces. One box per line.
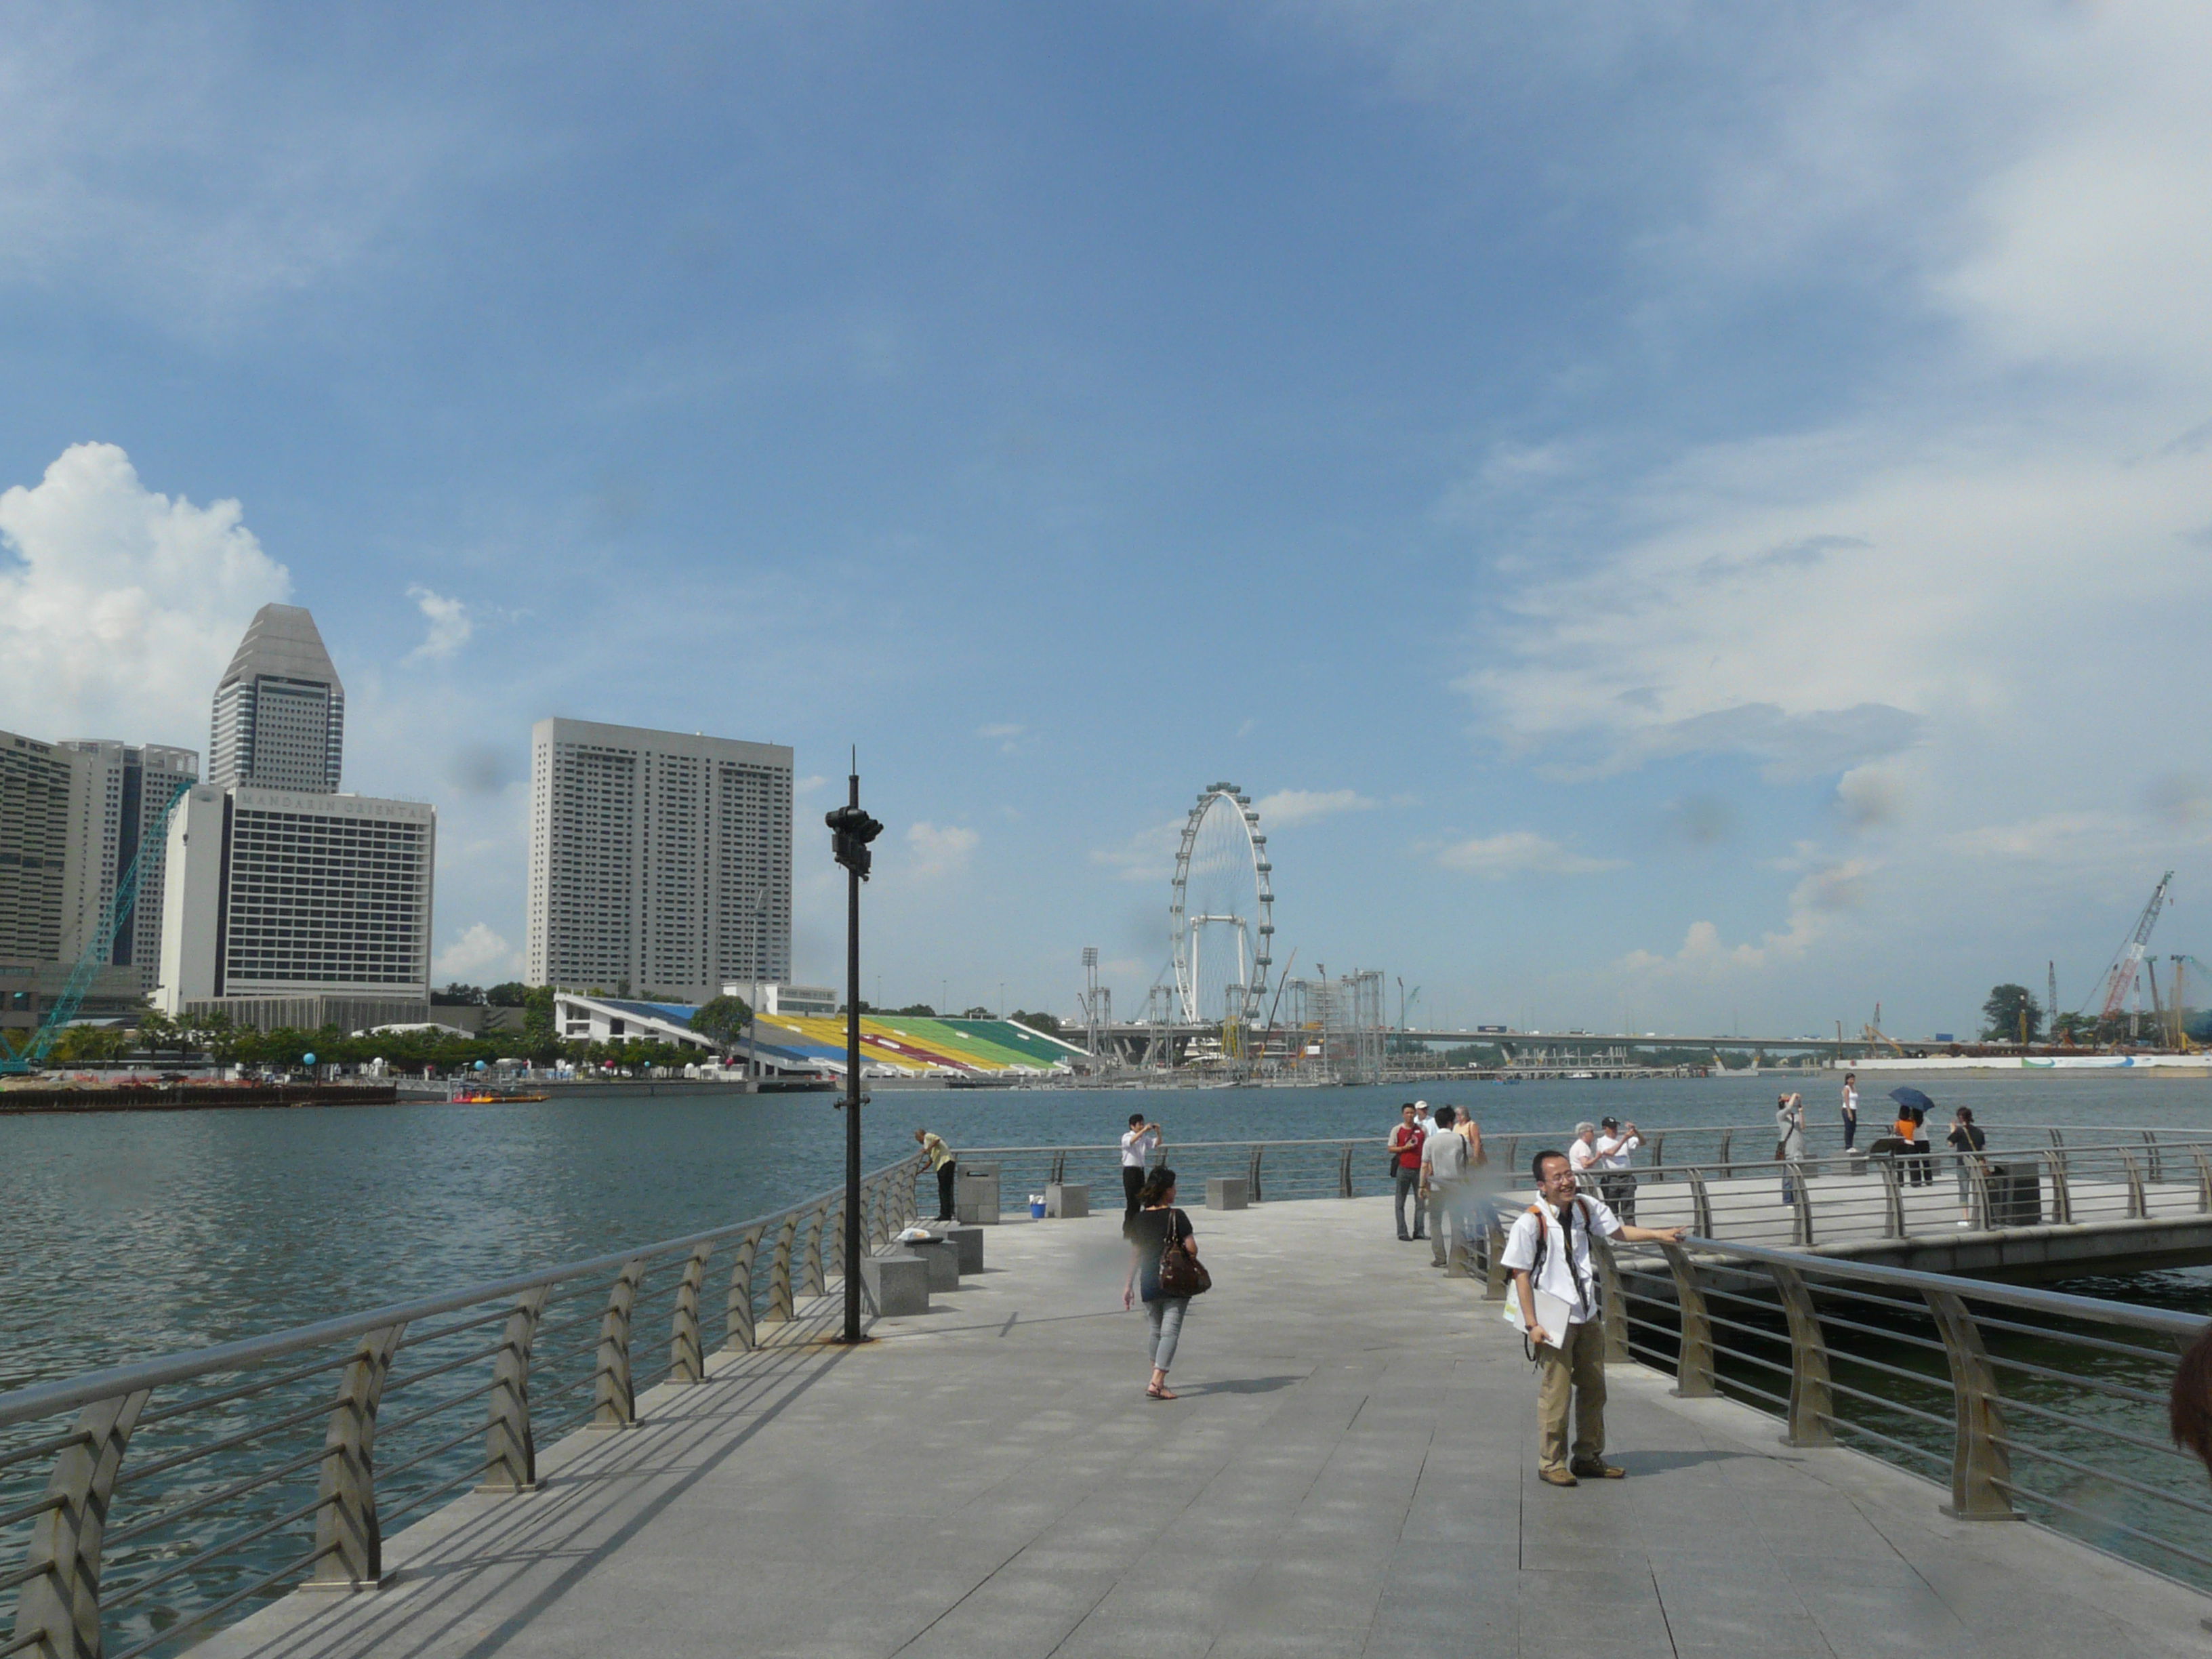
977, 722, 1027, 754
1616, 860, 1875, 979
907, 821, 978, 878
0, 443, 289, 745
1434, 832, 1624, 879
1254, 787, 1378, 827
404, 586, 472, 663
1091, 818, 1186, 884
432, 923, 519, 982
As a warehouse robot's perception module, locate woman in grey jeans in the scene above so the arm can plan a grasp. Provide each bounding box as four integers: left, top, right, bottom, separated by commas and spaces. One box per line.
1122, 1166, 1198, 1400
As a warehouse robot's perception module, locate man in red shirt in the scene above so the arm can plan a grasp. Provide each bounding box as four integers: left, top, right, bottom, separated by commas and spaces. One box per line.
1389, 1102, 1427, 1242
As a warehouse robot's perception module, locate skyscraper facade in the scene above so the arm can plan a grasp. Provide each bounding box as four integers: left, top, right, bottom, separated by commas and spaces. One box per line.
208, 603, 346, 792
526, 718, 793, 1004
58, 741, 199, 991
0, 730, 76, 965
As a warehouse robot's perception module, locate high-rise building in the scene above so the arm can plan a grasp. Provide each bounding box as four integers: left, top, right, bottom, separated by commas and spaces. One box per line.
0, 729, 76, 965
156, 605, 435, 1032
58, 741, 199, 991
526, 718, 792, 1004
209, 603, 346, 793
156, 784, 436, 1029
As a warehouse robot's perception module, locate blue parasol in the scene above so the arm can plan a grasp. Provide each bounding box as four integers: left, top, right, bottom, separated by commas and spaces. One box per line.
1888, 1085, 1934, 1111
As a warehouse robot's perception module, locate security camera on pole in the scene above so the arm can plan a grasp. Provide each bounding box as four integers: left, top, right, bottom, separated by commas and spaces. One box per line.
825, 759, 883, 1345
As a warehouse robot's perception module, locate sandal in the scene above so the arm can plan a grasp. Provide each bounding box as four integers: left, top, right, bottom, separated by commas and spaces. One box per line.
1146, 1384, 1178, 1400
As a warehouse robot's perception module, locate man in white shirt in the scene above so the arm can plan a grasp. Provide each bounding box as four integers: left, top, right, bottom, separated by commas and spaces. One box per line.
1566, 1122, 1600, 1180
1593, 1116, 1642, 1223
1503, 1148, 1687, 1486
1412, 1101, 1435, 1139
1120, 1113, 1162, 1232
1418, 1105, 1470, 1271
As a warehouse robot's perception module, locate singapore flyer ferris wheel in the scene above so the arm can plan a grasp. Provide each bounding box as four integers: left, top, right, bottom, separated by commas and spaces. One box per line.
1170, 782, 1275, 1026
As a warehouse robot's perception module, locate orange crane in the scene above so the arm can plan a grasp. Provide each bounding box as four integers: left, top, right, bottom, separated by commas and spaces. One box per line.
2091, 872, 2175, 1024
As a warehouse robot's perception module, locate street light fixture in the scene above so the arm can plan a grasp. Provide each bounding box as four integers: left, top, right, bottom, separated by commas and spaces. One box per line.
824, 763, 882, 1346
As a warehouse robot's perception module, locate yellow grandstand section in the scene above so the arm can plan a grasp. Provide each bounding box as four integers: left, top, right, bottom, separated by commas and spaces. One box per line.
756, 1014, 1079, 1075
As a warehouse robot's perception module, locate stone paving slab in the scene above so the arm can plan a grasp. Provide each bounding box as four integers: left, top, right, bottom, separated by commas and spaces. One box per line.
196, 1196, 2211, 1659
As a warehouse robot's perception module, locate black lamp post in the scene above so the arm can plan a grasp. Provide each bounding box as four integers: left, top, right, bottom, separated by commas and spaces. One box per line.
825, 762, 882, 1345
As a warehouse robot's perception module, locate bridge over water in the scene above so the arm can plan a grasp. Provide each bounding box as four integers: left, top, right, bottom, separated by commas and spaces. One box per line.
4, 1139, 2210, 1658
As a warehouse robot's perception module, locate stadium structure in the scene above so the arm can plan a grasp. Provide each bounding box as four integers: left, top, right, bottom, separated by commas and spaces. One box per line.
552, 991, 1084, 1078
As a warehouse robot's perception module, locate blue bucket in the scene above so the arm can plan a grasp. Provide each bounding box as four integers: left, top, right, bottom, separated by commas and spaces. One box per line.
1029, 1195, 1047, 1219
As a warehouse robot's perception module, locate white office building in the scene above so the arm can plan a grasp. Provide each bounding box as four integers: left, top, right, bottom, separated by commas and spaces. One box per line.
527, 718, 792, 1004
209, 603, 346, 793
156, 784, 435, 1028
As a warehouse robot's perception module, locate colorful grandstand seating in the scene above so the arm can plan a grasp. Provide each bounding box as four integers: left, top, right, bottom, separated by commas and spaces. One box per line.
758, 1015, 1082, 1076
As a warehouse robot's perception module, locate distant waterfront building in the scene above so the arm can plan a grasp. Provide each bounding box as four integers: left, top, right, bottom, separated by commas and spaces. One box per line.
526, 718, 792, 1005
209, 603, 346, 792
156, 783, 435, 1031
58, 741, 199, 992
156, 606, 435, 1032
0, 729, 76, 966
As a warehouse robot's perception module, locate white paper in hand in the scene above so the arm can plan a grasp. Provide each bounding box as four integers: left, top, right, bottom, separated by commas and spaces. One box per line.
1503, 1287, 1576, 1349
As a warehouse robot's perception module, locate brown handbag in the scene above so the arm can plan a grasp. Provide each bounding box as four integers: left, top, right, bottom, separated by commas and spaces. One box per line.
1157, 1210, 1212, 1297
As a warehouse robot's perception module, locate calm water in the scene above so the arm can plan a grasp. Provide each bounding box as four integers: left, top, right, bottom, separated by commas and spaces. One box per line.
3, 1069, 2209, 1388
1, 1069, 2208, 1648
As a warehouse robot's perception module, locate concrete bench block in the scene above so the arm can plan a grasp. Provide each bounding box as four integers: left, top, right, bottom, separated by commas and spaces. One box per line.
902, 1237, 959, 1290
956, 1162, 1000, 1225
859, 1252, 930, 1316
1045, 1182, 1090, 1219
1207, 1176, 1249, 1210
933, 1223, 984, 1273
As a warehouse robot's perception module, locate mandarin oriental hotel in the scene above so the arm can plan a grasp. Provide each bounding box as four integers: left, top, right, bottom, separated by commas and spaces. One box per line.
157, 785, 434, 1027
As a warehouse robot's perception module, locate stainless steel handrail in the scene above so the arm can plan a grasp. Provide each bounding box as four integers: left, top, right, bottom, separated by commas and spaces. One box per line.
0, 1151, 926, 1659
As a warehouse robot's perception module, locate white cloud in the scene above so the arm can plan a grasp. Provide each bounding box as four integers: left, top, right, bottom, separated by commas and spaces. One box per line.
1616, 860, 1875, 979
432, 922, 519, 983
795, 775, 830, 795
977, 722, 1027, 754
1253, 787, 1378, 827
0, 443, 289, 745
906, 821, 978, 878
1434, 831, 1624, 879
1090, 818, 1186, 884
403, 586, 472, 663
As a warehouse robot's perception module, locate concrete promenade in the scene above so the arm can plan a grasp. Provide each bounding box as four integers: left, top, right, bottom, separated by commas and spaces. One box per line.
201, 1198, 2210, 1659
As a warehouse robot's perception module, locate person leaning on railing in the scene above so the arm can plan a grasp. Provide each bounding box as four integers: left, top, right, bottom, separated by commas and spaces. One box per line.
915, 1127, 956, 1222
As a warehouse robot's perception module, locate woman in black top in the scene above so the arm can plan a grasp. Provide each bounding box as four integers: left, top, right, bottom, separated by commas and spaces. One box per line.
1946, 1107, 1986, 1224
1122, 1166, 1197, 1400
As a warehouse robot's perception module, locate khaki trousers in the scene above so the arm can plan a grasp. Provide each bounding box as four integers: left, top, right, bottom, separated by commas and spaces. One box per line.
1536, 1319, 1607, 1472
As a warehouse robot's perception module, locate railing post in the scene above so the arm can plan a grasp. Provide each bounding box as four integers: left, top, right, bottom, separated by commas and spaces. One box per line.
1877, 1155, 1904, 1238
591, 1259, 647, 1429
1048, 1149, 1067, 1185
2120, 1151, 2148, 1220
799, 1204, 827, 1298
1683, 1168, 1715, 1240
2047, 1127, 2065, 1150
2142, 1130, 2164, 1185
1592, 1234, 1629, 1362
762, 1213, 800, 1325
1718, 1128, 1734, 1178
1788, 1164, 1814, 1246
724, 1226, 765, 1352
310, 1322, 407, 1586
1647, 1132, 1664, 1176
670, 1244, 715, 1385
1498, 1136, 1519, 1180
1967, 1155, 1994, 1232
898, 1160, 920, 1228
2047, 1147, 2072, 1224
1338, 1143, 1353, 1198
480, 1288, 547, 1491
1765, 1264, 1835, 1448
1482, 1220, 1509, 1301
1922, 1288, 2016, 1520
2192, 1143, 2212, 1214
1658, 1244, 1714, 1397
11, 1389, 148, 1658
1248, 1144, 1264, 1202
827, 1193, 848, 1282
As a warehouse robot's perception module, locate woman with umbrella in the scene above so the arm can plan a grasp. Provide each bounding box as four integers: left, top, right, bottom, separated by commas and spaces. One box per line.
1889, 1087, 1936, 1187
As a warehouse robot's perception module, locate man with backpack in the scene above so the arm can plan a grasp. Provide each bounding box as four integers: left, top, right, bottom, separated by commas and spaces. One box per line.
1503, 1148, 1688, 1486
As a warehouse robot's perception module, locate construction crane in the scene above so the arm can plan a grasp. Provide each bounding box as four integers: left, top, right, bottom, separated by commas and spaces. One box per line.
1860, 1002, 1905, 1057
0, 778, 192, 1076
2089, 871, 2175, 1023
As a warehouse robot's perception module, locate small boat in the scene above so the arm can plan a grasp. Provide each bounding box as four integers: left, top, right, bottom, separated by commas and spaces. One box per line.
449, 1090, 551, 1104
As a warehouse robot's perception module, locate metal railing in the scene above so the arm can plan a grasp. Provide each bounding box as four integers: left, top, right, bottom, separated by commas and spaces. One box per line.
1584, 1235, 2212, 1589
0, 1153, 925, 1659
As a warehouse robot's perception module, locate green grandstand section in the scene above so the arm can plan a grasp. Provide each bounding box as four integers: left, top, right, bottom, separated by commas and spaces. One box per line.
937, 1019, 1086, 1067
756, 1015, 1078, 1074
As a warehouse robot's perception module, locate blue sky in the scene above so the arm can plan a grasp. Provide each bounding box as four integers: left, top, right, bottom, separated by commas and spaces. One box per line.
2, 2, 2208, 1037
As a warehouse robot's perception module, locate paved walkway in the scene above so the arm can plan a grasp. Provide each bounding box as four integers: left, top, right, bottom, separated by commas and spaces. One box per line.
200, 1197, 2211, 1659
